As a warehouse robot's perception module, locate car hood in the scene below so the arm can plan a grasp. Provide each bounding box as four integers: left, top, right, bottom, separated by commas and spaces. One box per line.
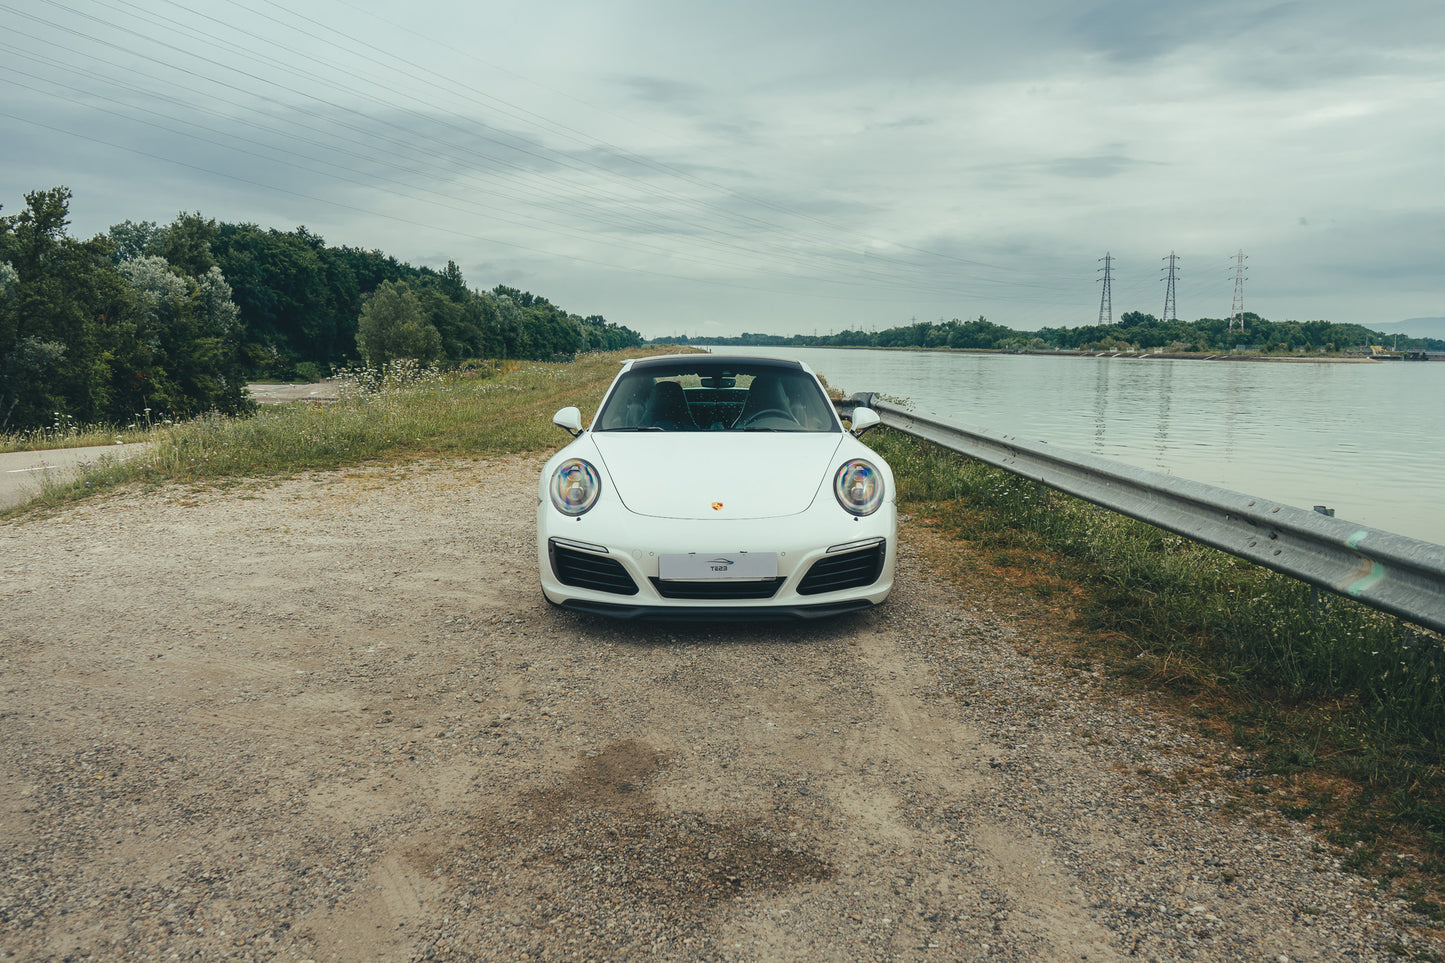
590, 432, 846, 520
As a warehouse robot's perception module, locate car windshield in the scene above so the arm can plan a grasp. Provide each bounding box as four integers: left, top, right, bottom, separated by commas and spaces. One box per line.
593, 361, 840, 433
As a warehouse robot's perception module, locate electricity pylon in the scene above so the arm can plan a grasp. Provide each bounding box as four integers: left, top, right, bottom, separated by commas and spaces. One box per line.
1161, 251, 1180, 322
1229, 250, 1248, 332
1097, 253, 1114, 325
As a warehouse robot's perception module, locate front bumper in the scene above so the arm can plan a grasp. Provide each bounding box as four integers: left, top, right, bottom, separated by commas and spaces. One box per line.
537, 506, 896, 621
549, 596, 879, 622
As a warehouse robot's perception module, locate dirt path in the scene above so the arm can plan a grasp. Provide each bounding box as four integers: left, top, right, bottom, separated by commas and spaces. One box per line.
1, 458, 1437, 962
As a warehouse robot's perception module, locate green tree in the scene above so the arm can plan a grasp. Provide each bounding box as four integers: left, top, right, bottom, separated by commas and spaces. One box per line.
488, 292, 527, 359
105, 219, 161, 265
154, 212, 219, 277
1, 334, 67, 431
212, 224, 347, 374
112, 256, 252, 417
437, 259, 468, 300
356, 280, 441, 367
949, 316, 1014, 349
0, 187, 123, 428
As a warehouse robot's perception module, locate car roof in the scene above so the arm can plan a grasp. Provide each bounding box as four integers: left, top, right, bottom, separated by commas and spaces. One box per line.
621, 354, 814, 374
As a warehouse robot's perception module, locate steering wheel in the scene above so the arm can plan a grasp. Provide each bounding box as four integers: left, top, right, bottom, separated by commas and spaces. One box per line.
739, 407, 798, 428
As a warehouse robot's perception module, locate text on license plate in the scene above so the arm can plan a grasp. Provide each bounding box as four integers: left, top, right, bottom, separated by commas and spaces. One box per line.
659, 552, 778, 580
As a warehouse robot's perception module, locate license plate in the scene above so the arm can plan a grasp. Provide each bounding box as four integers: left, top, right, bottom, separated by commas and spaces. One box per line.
659, 552, 777, 580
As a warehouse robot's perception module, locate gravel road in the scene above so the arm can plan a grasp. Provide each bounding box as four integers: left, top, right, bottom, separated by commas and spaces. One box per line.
1, 457, 1438, 962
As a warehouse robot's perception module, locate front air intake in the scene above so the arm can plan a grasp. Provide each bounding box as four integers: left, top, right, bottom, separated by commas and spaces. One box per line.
797, 541, 886, 595
550, 541, 639, 596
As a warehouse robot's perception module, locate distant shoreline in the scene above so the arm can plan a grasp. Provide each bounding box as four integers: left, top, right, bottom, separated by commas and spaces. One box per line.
696, 344, 1438, 364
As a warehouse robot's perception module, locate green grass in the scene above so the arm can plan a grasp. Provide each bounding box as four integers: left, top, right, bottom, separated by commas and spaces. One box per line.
0, 415, 163, 453
865, 427, 1445, 878
1, 350, 664, 518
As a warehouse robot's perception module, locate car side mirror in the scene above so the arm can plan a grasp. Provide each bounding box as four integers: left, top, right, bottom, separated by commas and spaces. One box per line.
850, 407, 881, 436
553, 406, 583, 437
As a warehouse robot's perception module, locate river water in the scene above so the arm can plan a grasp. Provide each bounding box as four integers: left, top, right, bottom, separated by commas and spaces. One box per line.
705, 346, 1444, 546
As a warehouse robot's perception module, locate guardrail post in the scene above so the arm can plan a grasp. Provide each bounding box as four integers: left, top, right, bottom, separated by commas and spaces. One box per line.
1310, 505, 1335, 616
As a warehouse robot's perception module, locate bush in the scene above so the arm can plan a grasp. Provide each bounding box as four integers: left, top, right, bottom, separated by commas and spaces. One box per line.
294, 361, 326, 383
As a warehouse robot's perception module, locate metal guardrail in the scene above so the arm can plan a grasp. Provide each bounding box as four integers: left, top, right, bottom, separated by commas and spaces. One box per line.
850, 393, 1445, 634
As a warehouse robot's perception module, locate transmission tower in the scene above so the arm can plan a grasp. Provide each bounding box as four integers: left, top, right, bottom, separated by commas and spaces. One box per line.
1229, 250, 1248, 332
1161, 251, 1180, 322
1097, 252, 1114, 325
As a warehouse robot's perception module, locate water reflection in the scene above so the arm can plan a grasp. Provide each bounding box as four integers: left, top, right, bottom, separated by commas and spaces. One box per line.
1153, 361, 1173, 469
1092, 361, 1109, 451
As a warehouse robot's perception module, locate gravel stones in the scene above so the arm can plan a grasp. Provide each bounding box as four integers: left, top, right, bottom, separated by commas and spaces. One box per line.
1, 458, 1438, 961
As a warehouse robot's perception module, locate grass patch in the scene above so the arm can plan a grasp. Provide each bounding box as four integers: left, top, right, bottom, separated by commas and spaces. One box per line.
2, 349, 671, 518
0, 412, 163, 453
866, 427, 1445, 884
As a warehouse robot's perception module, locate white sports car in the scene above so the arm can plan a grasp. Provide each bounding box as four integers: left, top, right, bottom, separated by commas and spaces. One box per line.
537, 354, 896, 620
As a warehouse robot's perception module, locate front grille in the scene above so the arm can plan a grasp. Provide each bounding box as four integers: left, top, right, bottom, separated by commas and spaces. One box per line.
550, 541, 639, 596
797, 541, 886, 595
649, 577, 785, 600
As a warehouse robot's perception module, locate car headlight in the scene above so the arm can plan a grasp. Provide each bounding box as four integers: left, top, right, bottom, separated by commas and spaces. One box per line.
550, 458, 601, 516
834, 459, 884, 516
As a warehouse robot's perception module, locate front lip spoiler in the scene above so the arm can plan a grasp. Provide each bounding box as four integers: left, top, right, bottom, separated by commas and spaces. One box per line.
554, 598, 877, 622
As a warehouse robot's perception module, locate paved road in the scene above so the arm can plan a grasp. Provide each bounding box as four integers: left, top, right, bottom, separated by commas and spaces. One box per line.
1, 383, 332, 512
247, 380, 337, 404
0, 443, 150, 512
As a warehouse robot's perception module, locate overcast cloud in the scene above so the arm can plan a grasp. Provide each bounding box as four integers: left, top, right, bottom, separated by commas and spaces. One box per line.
2, 0, 1442, 337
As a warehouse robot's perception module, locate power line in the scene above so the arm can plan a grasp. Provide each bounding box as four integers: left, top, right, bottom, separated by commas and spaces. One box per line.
90, 0, 1059, 291
0, 0, 1116, 322
5, 2, 1088, 306
253, 0, 1072, 284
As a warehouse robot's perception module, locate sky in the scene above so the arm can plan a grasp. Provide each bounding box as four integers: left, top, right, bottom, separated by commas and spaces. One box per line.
3, 0, 1443, 340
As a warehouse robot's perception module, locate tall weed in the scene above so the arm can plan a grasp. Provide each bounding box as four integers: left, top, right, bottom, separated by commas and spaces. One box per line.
0, 410, 160, 453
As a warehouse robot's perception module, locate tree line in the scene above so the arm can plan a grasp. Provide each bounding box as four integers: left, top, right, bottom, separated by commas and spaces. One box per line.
0, 187, 642, 432
661, 312, 1445, 354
